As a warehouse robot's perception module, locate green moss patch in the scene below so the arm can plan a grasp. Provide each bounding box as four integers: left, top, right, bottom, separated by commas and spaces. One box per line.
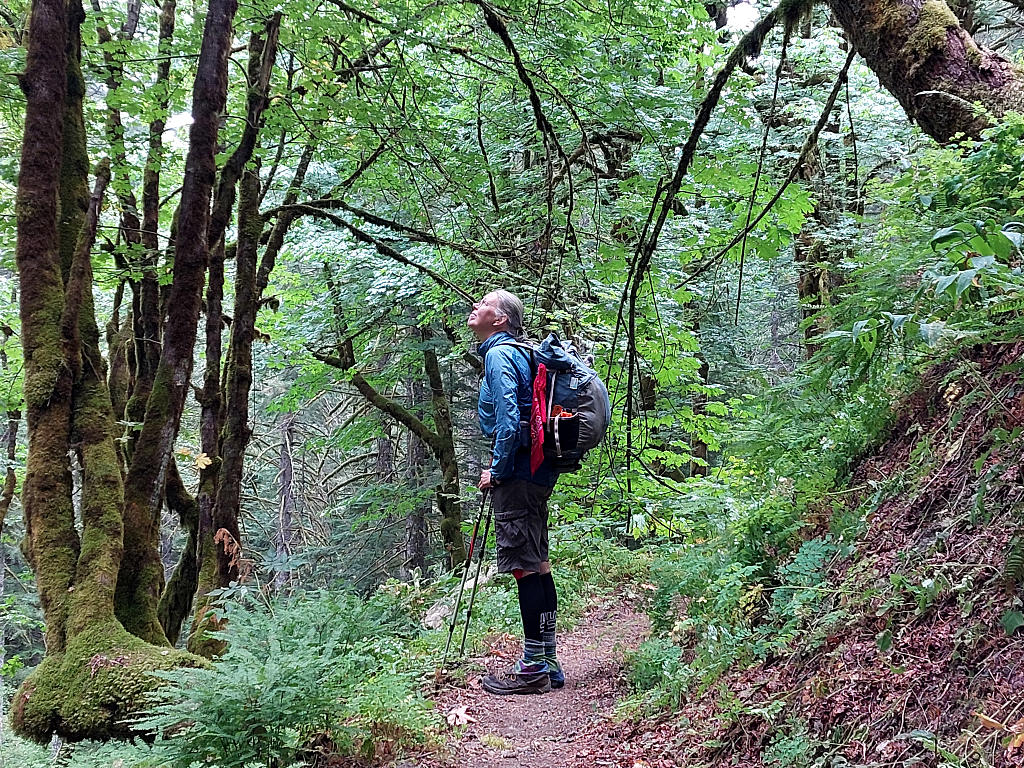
904, 0, 960, 70
11, 620, 207, 743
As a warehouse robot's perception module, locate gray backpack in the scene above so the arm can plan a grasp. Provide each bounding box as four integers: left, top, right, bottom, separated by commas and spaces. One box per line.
500, 334, 611, 472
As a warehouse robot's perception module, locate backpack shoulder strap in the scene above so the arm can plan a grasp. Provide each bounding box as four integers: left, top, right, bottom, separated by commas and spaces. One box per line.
492, 340, 536, 373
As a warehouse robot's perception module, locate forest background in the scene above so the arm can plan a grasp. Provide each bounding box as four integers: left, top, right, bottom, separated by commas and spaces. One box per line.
2, 0, 1024, 765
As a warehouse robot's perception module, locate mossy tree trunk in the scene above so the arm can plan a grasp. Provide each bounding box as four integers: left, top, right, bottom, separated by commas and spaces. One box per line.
16, 0, 77, 660
188, 19, 283, 656
116, 0, 239, 646
422, 327, 466, 570
12, 0, 235, 743
825, 0, 1024, 141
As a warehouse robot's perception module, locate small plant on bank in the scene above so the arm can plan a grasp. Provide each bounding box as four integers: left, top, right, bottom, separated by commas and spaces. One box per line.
135, 590, 437, 768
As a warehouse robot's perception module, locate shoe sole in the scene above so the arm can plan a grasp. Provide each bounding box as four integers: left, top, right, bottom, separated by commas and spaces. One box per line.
480, 680, 552, 696
550, 679, 564, 689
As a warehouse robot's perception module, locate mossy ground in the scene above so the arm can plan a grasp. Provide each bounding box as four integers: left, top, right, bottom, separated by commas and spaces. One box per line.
11, 620, 206, 743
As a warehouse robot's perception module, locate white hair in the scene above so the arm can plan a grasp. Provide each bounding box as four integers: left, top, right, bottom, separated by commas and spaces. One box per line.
492, 289, 525, 338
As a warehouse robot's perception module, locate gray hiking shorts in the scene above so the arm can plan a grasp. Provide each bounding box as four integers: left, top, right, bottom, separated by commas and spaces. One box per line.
492, 480, 554, 574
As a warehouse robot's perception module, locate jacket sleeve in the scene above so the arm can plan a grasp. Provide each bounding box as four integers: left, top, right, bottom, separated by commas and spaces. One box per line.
485, 349, 522, 480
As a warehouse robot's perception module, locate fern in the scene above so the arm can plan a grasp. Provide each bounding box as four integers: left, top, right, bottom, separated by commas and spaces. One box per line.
989, 294, 1024, 316
1005, 536, 1024, 587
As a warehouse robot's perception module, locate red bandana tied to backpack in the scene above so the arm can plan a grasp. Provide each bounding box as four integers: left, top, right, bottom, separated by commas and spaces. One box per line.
530, 363, 548, 475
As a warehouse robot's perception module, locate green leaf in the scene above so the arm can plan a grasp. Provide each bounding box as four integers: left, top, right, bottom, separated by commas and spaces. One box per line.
876, 629, 893, 652
988, 232, 1016, 261
919, 321, 946, 346
1001, 610, 1024, 635
954, 269, 977, 297
934, 274, 957, 295
930, 223, 973, 250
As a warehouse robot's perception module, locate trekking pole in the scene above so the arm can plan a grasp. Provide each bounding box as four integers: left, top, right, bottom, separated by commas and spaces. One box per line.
439, 488, 489, 680
458, 492, 494, 656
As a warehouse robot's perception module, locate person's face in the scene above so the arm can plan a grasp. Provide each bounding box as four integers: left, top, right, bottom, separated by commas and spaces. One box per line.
467, 292, 506, 341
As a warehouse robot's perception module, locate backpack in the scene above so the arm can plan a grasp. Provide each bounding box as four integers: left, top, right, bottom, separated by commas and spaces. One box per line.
499, 333, 611, 472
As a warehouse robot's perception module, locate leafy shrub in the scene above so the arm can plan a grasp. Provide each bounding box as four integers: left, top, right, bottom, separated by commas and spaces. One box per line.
625, 636, 688, 708
137, 590, 436, 768
763, 717, 815, 767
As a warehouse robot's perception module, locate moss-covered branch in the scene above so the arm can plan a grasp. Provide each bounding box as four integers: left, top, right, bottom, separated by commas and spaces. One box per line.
118, 0, 239, 645
827, 0, 1024, 141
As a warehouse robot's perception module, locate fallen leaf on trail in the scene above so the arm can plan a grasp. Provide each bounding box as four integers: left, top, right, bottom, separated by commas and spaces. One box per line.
1010, 728, 1024, 755
974, 711, 1006, 730
1007, 717, 1024, 755
446, 705, 477, 727
945, 434, 965, 463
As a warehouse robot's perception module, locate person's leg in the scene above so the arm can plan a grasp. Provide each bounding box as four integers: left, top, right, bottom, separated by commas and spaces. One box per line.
481, 482, 550, 695
514, 571, 547, 671
539, 566, 563, 688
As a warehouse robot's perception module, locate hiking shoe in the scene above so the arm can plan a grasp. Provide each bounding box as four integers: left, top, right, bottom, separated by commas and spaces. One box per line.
549, 667, 565, 689
480, 670, 551, 696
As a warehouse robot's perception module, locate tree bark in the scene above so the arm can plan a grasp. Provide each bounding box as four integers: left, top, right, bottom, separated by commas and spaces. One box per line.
0, 315, 19, 673
421, 327, 465, 570
16, 0, 77, 656
12, 2, 204, 740
117, 0, 238, 645
274, 411, 297, 589
794, 140, 842, 357
826, 0, 1024, 141
401, 378, 429, 580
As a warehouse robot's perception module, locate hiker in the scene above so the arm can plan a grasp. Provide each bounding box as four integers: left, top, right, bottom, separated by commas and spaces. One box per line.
467, 289, 563, 695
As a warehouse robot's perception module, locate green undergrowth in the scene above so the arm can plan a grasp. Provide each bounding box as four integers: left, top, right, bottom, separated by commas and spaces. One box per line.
618, 116, 1024, 760
622, 355, 1024, 762
3, 515, 642, 768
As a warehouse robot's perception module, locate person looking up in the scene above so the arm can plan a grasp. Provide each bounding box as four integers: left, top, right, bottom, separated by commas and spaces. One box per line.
467, 289, 562, 695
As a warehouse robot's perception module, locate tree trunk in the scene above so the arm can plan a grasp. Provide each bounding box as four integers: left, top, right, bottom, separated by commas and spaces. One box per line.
116, 0, 238, 645
401, 377, 429, 580
11, 1, 203, 743
794, 140, 842, 357
826, 0, 1024, 141
274, 411, 297, 590
421, 327, 465, 569
186, 233, 226, 655
157, 461, 200, 645
689, 355, 710, 477
0, 315, 19, 686
187, 20, 280, 656
16, 0, 77, 658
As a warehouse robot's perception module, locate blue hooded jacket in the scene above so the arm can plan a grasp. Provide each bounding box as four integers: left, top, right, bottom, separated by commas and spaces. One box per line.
477, 332, 557, 488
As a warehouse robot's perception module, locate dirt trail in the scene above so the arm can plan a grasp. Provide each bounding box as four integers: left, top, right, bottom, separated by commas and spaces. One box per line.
425, 598, 650, 768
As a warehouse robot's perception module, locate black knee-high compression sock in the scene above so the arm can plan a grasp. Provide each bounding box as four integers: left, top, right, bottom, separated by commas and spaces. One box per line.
539, 572, 559, 669
540, 571, 557, 613
516, 572, 546, 667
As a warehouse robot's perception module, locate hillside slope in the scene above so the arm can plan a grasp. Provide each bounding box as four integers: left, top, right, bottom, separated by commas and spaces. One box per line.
627, 342, 1024, 766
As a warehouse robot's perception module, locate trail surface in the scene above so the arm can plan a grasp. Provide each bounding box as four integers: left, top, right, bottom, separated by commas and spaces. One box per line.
424, 597, 650, 768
